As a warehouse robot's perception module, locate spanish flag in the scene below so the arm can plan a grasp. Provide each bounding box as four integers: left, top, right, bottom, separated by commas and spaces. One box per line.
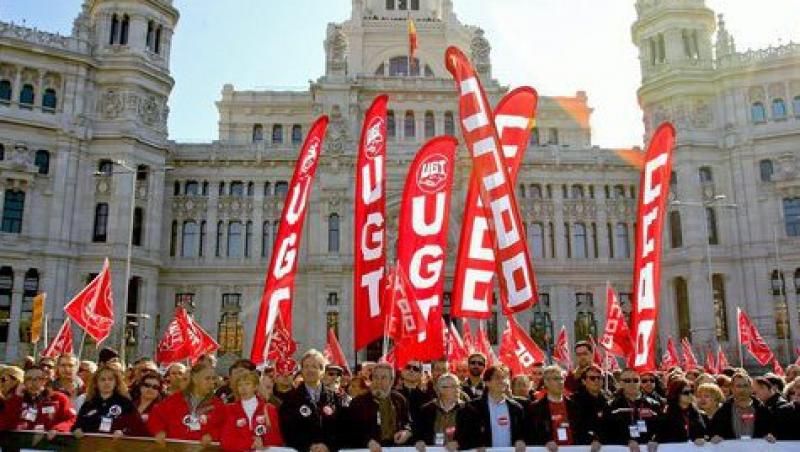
408, 16, 418, 68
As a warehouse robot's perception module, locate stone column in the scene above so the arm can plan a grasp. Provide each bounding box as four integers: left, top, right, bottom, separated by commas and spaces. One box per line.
5, 268, 25, 360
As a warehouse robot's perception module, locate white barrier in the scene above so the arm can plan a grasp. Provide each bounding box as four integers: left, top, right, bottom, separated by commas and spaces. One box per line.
342, 440, 800, 451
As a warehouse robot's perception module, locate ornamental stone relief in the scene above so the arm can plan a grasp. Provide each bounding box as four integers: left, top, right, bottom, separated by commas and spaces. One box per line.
562, 199, 597, 220
748, 86, 766, 103
470, 28, 491, 68
99, 90, 167, 130
530, 200, 555, 219
172, 196, 208, 218
217, 196, 253, 218
603, 200, 634, 219
648, 99, 713, 131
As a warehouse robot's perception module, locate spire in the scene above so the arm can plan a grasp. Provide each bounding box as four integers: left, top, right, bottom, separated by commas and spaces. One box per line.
715, 14, 736, 57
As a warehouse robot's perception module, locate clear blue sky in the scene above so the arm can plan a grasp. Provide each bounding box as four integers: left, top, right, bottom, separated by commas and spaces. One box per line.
3, 1, 799, 148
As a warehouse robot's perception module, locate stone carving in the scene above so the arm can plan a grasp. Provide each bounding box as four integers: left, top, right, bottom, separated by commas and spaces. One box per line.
327, 105, 347, 154
692, 100, 713, 128
471, 28, 491, 68
329, 26, 347, 63
748, 86, 765, 103
101, 90, 124, 119
0, 22, 71, 49
139, 96, 160, 126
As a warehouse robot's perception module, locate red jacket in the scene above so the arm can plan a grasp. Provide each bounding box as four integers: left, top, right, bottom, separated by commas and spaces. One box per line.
0, 390, 76, 432
147, 391, 225, 441
220, 397, 284, 451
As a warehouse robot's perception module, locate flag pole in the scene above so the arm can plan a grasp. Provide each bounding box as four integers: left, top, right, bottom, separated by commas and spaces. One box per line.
382, 264, 399, 360
77, 330, 87, 361
736, 307, 744, 368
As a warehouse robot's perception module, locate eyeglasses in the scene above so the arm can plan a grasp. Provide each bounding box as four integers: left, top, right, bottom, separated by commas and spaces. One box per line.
141, 383, 161, 390
39, 364, 53, 369
439, 385, 457, 390
585, 375, 602, 382
405, 365, 421, 372
641, 378, 656, 384
546, 376, 565, 382
621, 378, 640, 384
468, 361, 486, 367
326, 372, 342, 377
681, 389, 694, 396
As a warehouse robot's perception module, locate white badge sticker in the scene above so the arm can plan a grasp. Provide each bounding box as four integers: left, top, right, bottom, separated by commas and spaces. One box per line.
637, 420, 648, 433
435, 433, 445, 446
629, 425, 640, 438
23, 409, 37, 422
557, 427, 568, 442
42, 406, 55, 414
741, 435, 752, 441
99, 417, 113, 432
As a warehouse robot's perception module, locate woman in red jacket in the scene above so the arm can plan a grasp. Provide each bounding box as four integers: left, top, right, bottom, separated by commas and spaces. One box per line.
0, 365, 76, 437
147, 362, 225, 446
221, 370, 283, 451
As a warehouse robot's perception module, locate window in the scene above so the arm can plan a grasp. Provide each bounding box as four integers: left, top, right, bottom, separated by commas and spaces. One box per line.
657, 33, 666, 63
386, 0, 394, 9
699, 166, 713, 184
772, 98, 787, 119
20, 269, 39, 342
530, 223, 544, 258
34, 150, 49, 175
0, 267, 12, 342
675, 277, 691, 340
92, 203, 108, 242
759, 159, 774, 182
615, 223, 630, 258
291, 124, 302, 144
199, 221, 206, 257
712, 274, 729, 340
573, 223, 588, 258
444, 111, 455, 136
772, 270, 790, 340
389, 56, 420, 76
410, 0, 419, 9
98, 160, 114, 176
547, 128, 559, 145
387, 110, 396, 138
218, 182, 225, 196
261, 221, 271, 257
170, 221, 177, 257
570, 185, 584, 199
19, 84, 34, 108
132, 207, 144, 246
327, 292, 339, 306
424, 111, 435, 138
327, 311, 340, 337
216, 221, 224, 257
669, 171, 677, 199
175, 293, 195, 311
751, 102, 766, 123
669, 210, 683, 248
247, 182, 254, 197
591, 223, 598, 258
607, 222, 615, 258
109, 14, 119, 44
42, 89, 57, 112
227, 221, 242, 257
529, 293, 553, 349
202, 181, 208, 196
154, 25, 162, 54
574, 292, 596, 341
272, 124, 283, 144
263, 182, 271, 197
706, 207, 719, 245
229, 181, 244, 197
182, 221, 198, 257
136, 165, 149, 181
274, 181, 289, 197
252, 124, 263, 142
613, 185, 626, 199
794, 96, 800, 117
518, 184, 526, 198
219, 294, 243, 356
404, 111, 415, 138
564, 223, 571, 258
0, 80, 11, 103
120, 15, 129, 45
548, 222, 556, 258
173, 181, 181, 196
529, 184, 542, 199
184, 181, 200, 196
146, 20, 155, 50
328, 213, 340, 253
0, 144, 4, 160
530, 127, 539, 145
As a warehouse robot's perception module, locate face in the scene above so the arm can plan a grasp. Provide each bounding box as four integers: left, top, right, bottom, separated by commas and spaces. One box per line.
238, 378, 256, 399
193, 368, 217, 395
620, 371, 640, 398
78, 364, 94, 384
362, 362, 375, 380
1, 373, 19, 393
230, 367, 250, 385
432, 361, 447, 380
402, 361, 422, 385
575, 346, 592, 367
696, 390, 718, 411
38, 360, 56, 380
732, 377, 752, 399
456, 362, 469, 380
135, 360, 158, 380
531, 367, 544, 385
24, 369, 48, 395
57, 356, 77, 379
301, 356, 325, 386
106, 359, 123, 373
583, 370, 602, 393
468, 357, 486, 377
753, 383, 773, 402
544, 370, 565, 397
140, 377, 161, 400
322, 369, 341, 388
97, 371, 117, 396
641, 374, 657, 393
370, 368, 394, 397
438, 377, 458, 401
486, 369, 510, 396
259, 374, 274, 396
511, 377, 531, 397
349, 376, 368, 398
787, 386, 800, 403
679, 384, 695, 407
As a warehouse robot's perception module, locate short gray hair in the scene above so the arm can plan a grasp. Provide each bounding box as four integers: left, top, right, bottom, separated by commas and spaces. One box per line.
372, 362, 395, 379
436, 373, 458, 389
300, 349, 328, 369
542, 365, 564, 380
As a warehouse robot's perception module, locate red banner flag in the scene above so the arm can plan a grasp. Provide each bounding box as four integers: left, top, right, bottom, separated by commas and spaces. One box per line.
393, 136, 457, 367
704, 346, 718, 375
324, 328, 350, 374
476, 325, 495, 365
629, 123, 676, 372
600, 283, 633, 358
462, 321, 477, 354
354, 96, 388, 351
446, 321, 469, 370
605, 349, 621, 371
589, 336, 603, 367
738, 308, 774, 366
64, 258, 115, 344
408, 17, 417, 66
553, 326, 571, 369
41, 318, 73, 358
156, 307, 219, 364
499, 316, 546, 376
445, 46, 539, 316
380, 347, 396, 368
385, 264, 426, 340
717, 344, 730, 370
661, 337, 681, 370
451, 88, 538, 319
251, 116, 328, 365
681, 338, 699, 371
185, 314, 219, 362
772, 358, 785, 377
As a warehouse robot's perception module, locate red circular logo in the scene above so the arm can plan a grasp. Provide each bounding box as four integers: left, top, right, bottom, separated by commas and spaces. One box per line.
364, 117, 384, 159
299, 137, 321, 177
416, 153, 450, 194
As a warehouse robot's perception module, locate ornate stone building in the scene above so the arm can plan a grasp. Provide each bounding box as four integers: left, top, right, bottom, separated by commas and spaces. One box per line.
0, 0, 797, 366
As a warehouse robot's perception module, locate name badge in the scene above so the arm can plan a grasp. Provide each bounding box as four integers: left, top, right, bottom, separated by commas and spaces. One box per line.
236, 418, 247, 428
99, 417, 113, 433
741, 435, 752, 441
34, 424, 45, 431
629, 424, 640, 438
183, 414, 201, 431
435, 433, 445, 445
637, 420, 648, 433
376, 411, 381, 426
557, 426, 568, 442
42, 406, 55, 415
497, 415, 509, 427
23, 409, 37, 422
141, 414, 149, 423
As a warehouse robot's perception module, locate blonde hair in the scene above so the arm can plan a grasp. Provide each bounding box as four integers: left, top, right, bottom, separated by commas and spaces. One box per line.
542, 365, 564, 380
300, 349, 327, 369
696, 382, 724, 403
86, 366, 129, 400
233, 370, 261, 400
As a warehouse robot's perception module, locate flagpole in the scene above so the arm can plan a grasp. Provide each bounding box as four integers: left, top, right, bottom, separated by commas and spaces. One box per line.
77, 330, 87, 361
382, 265, 399, 360
736, 307, 744, 368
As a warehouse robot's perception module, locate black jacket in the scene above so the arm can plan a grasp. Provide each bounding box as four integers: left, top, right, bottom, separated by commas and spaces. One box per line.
278, 382, 347, 452
655, 404, 707, 443
454, 394, 525, 449
775, 401, 800, 440
345, 390, 412, 448
460, 379, 486, 400
414, 398, 465, 445
763, 393, 788, 414
708, 397, 773, 439
397, 385, 433, 425
605, 392, 662, 445
524, 395, 581, 445
72, 393, 146, 436
571, 388, 611, 444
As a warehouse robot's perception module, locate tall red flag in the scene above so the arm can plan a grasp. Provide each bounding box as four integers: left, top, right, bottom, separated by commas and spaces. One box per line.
704, 346, 718, 374
600, 283, 633, 358
354, 96, 388, 351
451, 88, 538, 319
393, 136, 457, 367
738, 308, 774, 366
384, 264, 426, 341
446, 321, 469, 370
64, 258, 115, 344
156, 307, 219, 364
498, 316, 545, 375
661, 337, 681, 370
629, 123, 676, 372
717, 344, 730, 370
772, 358, 785, 377
445, 46, 539, 316
462, 321, 477, 354
553, 326, 572, 369
41, 318, 73, 358
251, 116, 328, 365
324, 328, 350, 374
681, 338, 699, 371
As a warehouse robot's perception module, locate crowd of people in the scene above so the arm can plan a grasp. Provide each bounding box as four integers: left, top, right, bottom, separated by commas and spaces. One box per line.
1, 340, 800, 451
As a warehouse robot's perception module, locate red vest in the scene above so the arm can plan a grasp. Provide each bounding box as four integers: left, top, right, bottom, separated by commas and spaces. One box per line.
146, 391, 225, 441
0, 390, 76, 432
220, 397, 284, 451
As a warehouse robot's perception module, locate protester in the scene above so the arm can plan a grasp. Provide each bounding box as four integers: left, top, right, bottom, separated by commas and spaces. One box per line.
347, 361, 413, 448
77, 361, 97, 388
605, 368, 661, 449
220, 370, 283, 451
715, 374, 732, 398
397, 359, 433, 422
784, 379, 800, 403
165, 362, 189, 395
147, 362, 225, 446
753, 375, 787, 414
97, 348, 119, 368
461, 353, 487, 399
72, 366, 146, 438
571, 364, 609, 447
775, 380, 800, 440
0, 365, 76, 437
786, 364, 799, 384
53, 353, 84, 402
455, 365, 526, 449
130, 357, 158, 387
258, 371, 282, 407
525, 365, 581, 448
321, 364, 344, 394
1, 365, 23, 399
415, 373, 464, 447
695, 382, 725, 422
216, 359, 257, 403
564, 341, 594, 393
709, 372, 775, 443
655, 377, 707, 445
426, 359, 448, 398
38, 356, 57, 381
639, 371, 665, 404
347, 375, 370, 399
511, 374, 532, 400
132, 370, 165, 423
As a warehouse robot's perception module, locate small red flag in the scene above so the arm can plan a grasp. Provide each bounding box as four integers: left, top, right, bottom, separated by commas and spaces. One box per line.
42, 318, 73, 358
661, 337, 681, 370
385, 264, 426, 340
704, 346, 718, 375
156, 307, 218, 364
772, 358, 785, 377
462, 321, 477, 354
717, 344, 730, 370
553, 326, 572, 369
599, 284, 633, 358
738, 308, 774, 366
476, 325, 495, 365
64, 258, 115, 344
324, 328, 350, 375
589, 336, 603, 367
498, 317, 545, 375
446, 322, 469, 371
681, 338, 699, 371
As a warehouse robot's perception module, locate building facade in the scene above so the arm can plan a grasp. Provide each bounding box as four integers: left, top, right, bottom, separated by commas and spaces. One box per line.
0, 0, 797, 367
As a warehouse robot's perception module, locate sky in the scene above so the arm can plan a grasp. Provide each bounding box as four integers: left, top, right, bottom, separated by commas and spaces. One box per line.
3, 1, 799, 148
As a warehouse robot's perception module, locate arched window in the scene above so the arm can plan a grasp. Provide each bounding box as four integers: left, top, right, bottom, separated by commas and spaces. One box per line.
389, 56, 420, 76
706, 207, 719, 245
98, 159, 114, 176
169, 221, 177, 257
1, 190, 24, 234
34, 150, 49, 175
675, 277, 691, 339
154, 25, 162, 54
245, 221, 253, 257
146, 20, 155, 50
615, 223, 630, 258
19, 84, 34, 108
751, 102, 767, 123
184, 180, 199, 196
772, 270, 790, 339
272, 124, 283, 144
712, 274, 729, 340
252, 124, 263, 142
759, 159, 774, 182
328, 213, 340, 253
274, 181, 288, 197
793, 96, 800, 117
261, 221, 271, 257
132, 207, 144, 246
698, 166, 713, 184
216, 220, 224, 257
93, 203, 109, 242
387, 110, 396, 138
291, 124, 302, 144
199, 221, 206, 257
182, 221, 198, 257
574, 292, 596, 341
444, 111, 455, 136
529, 222, 545, 258
0, 80, 12, 103
229, 181, 244, 197
110, 14, 119, 44
573, 223, 588, 258
570, 185, 584, 199
42, 89, 57, 112
120, 15, 130, 45
772, 98, 787, 119
669, 210, 683, 248
404, 111, 415, 138
218, 294, 243, 355
227, 221, 242, 257
424, 111, 434, 138
529, 184, 542, 199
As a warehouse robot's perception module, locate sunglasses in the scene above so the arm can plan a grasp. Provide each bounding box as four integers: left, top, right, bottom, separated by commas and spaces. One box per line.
585, 375, 602, 382
141, 382, 161, 390
326, 372, 342, 377
641, 378, 656, 383
405, 365, 421, 372
39, 364, 54, 369
621, 378, 640, 384
681, 389, 694, 395
468, 361, 486, 366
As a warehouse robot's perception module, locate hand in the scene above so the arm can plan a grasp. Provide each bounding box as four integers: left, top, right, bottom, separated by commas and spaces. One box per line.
445, 441, 459, 451
590, 440, 602, 452
628, 439, 639, 452
545, 441, 558, 452
514, 439, 526, 452
310, 443, 330, 452
415, 440, 426, 451
765, 433, 776, 443
647, 441, 658, 452
710, 435, 723, 444
252, 436, 264, 449
200, 433, 212, 447
394, 429, 412, 444
154, 431, 166, 446
368, 439, 381, 452
46, 430, 57, 441
112, 430, 123, 440
694, 438, 706, 446
73, 428, 84, 439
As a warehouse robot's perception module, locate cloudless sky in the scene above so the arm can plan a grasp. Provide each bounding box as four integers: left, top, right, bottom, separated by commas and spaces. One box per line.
3, 1, 799, 148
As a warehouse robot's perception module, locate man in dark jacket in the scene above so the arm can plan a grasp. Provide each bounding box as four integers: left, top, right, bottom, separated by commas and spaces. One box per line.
525, 365, 581, 447
396, 360, 432, 424
461, 353, 487, 400
454, 365, 526, 449
564, 341, 594, 393
414, 373, 464, 447
571, 364, 610, 447
345, 362, 413, 448
279, 350, 347, 452
709, 372, 775, 444
753, 376, 787, 414
605, 368, 662, 448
